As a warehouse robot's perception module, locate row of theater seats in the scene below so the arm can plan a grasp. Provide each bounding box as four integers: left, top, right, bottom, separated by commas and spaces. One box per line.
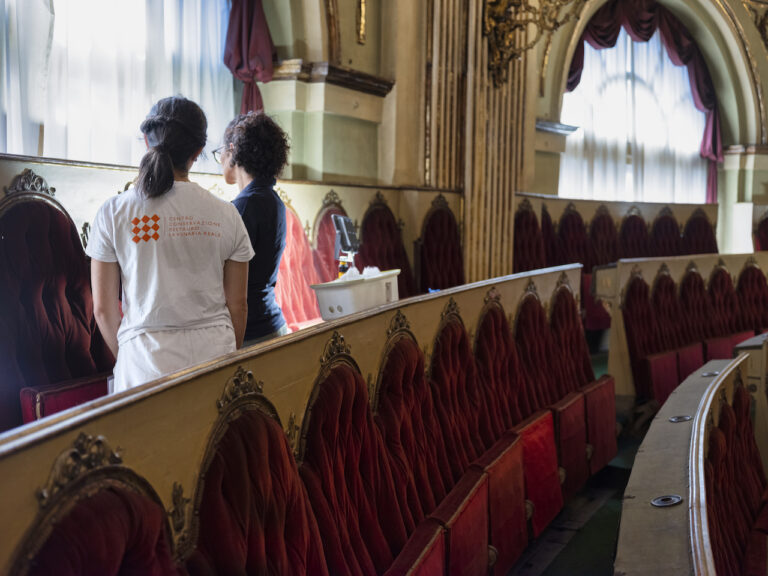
513, 200, 718, 331
21, 275, 617, 576
622, 262, 768, 405
276, 193, 465, 331
0, 181, 465, 431
707, 382, 768, 575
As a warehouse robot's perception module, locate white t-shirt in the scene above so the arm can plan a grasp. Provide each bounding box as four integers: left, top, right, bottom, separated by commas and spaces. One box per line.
86, 181, 254, 345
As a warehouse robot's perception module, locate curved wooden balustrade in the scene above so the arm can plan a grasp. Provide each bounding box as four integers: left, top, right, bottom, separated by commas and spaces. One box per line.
614, 353, 764, 575
593, 252, 768, 400
0, 263, 616, 575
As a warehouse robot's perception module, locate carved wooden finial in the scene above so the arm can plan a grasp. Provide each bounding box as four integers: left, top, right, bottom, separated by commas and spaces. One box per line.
4, 169, 55, 198
441, 297, 461, 320
322, 189, 343, 208
431, 193, 449, 211
216, 366, 264, 412
484, 286, 502, 305
276, 186, 295, 212
555, 271, 573, 294
321, 331, 351, 365
167, 482, 190, 550
285, 412, 300, 457
37, 433, 122, 508
524, 279, 540, 299
517, 198, 533, 213
685, 260, 699, 275
387, 310, 411, 337
373, 190, 387, 206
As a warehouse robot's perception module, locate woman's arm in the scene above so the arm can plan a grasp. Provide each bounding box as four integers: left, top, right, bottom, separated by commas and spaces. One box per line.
223, 259, 249, 348
91, 259, 122, 358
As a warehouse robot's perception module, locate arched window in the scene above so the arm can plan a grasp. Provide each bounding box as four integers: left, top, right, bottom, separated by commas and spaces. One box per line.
559, 27, 707, 203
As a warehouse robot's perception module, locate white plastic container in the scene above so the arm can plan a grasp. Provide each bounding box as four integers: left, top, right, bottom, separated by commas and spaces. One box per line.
311, 269, 400, 320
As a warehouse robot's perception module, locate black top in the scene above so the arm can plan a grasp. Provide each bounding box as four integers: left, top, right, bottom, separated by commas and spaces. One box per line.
232, 178, 287, 339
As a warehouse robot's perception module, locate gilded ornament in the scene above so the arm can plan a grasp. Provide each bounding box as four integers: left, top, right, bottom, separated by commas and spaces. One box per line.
321, 331, 351, 365
441, 297, 461, 320
285, 412, 300, 457
168, 482, 190, 540
322, 189, 343, 208
216, 367, 264, 412
387, 310, 411, 337
4, 168, 56, 198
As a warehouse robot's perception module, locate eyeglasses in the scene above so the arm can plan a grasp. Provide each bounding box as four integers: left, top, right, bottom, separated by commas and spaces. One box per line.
212, 146, 225, 164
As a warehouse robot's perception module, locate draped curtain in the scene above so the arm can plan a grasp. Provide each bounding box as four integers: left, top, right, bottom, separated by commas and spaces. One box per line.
4, 0, 232, 172
224, 0, 274, 114
561, 0, 721, 203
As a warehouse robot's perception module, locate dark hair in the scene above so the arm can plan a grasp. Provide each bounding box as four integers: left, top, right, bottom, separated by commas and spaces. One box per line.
137, 96, 207, 199
223, 112, 289, 181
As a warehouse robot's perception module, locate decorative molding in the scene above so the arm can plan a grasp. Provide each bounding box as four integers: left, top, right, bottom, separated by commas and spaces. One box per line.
322, 189, 343, 209
373, 190, 388, 206
167, 482, 190, 549
325, 0, 342, 65
431, 193, 450, 211
276, 186, 295, 212
626, 205, 642, 218
555, 271, 573, 294
4, 168, 56, 198
273, 59, 313, 81
535, 119, 579, 135
81, 222, 91, 249
285, 412, 300, 457
441, 297, 461, 320
485, 286, 502, 304
37, 433, 122, 508
272, 59, 394, 97
483, 0, 586, 86
387, 310, 411, 337
686, 260, 700, 275
216, 367, 264, 413
745, 0, 768, 54
357, 0, 367, 44
367, 373, 375, 404
524, 279, 540, 300
321, 331, 351, 365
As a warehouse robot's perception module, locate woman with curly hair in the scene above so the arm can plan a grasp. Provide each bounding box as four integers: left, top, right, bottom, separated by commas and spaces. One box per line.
87, 96, 254, 392
216, 112, 290, 345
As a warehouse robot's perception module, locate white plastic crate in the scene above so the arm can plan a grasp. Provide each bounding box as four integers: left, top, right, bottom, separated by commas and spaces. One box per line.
311, 269, 400, 320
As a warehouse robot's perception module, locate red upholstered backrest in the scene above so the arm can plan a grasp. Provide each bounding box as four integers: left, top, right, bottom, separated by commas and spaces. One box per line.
618, 214, 650, 259
650, 273, 688, 350
27, 486, 180, 576
557, 208, 589, 267
0, 198, 114, 431
589, 209, 618, 268
515, 296, 565, 415
418, 205, 465, 292
708, 267, 741, 337
650, 213, 681, 257
737, 265, 768, 333
679, 270, 714, 341
513, 203, 545, 273
683, 212, 718, 255
756, 217, 768, 252
550, 288, 595, 391
541, 206, 559, 268
299, 364, 407, 576
429, 319, 486, 483
622, 275, 660, 363
475, 305, 523, 436
313, 206, 347, 283
275, 208, 323, 331
355, 203, 416, 298
188, 408, 329, 576
375, 337, 450, 533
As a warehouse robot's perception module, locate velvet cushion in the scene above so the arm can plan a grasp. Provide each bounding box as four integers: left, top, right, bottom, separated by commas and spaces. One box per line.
355, 203, 416, 298
0, 200, 115, 430
650, 213, 681, 257
705, 335, 735, 361
683, 212, 718, 254
618, 214, 650, 259
513, 204, 545, 273
188, 409, 328, 576
541, 207, 559, 267
744, 531, 767, 576
588, 209, 618, 267
418, 206, 465, 292
513, 410, 563, 537
582, 375, 617, 475
709, 267, 741, 338
556, 209, 589, 267
582, 273, 611, 331
645, 351, 679, 405
20, 373, 109, 423
274, 208, 323, 331
381, 520, 445, 576
757, 218, 768, 253
680, 270, 714, 341
550, 288, 596, 392
737, 266, 768, 333
28, 487, 180, 576
676, 342, 704, 383
651, 273, 688, 350
313, 206, 346, 283
428, 469, 489, 576
470, 432, 527, 575
551, 392, 589, 500
300, 364, 407, 576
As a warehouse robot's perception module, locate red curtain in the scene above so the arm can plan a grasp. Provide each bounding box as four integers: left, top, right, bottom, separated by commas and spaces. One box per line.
566, 0, 722, 203
224, 0, 275, 113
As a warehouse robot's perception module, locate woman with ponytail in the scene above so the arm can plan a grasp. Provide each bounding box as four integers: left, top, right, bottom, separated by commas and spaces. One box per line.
86, 96, 254, 392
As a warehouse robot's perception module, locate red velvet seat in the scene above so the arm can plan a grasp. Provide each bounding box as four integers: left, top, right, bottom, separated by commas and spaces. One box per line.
556, 204, 589, 267
25, 486, 180, 576
313, 204, 347, 283
756, 215, 768, 252
0, 189, 114, 430
188, 407, 328, 576
585, 207, 617, 331
683, 209, 718, 255
355, 199, 416, 298
415, 197, 465, 293
275, 207, 323, 331
707, 266, 751, 359
737, 264, 768, 334
650, 210, 681, 257
513, 200, 545, 273
381, 520, 446, 576
679, 267, 714, 344
618, 212, 650, 259
541, 205, 559, 267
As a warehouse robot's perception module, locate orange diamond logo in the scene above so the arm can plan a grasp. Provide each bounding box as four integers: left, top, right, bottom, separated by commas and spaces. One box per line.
151, 232, 159, 241
142, 224, 150, 232
151, 223, 159, 231
151, 214, 160, 222
141, 215, 150, 223
142, 234, 150, 242
132, 226, 140, 234
131, 217, 140, 225
132, 236, 140, 243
